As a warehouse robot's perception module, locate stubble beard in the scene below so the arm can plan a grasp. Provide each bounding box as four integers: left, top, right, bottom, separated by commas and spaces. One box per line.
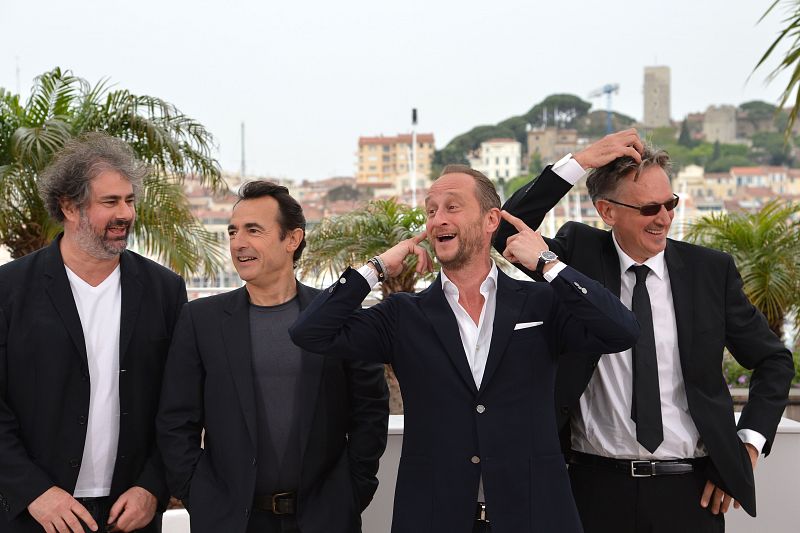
74, 210, 131, 261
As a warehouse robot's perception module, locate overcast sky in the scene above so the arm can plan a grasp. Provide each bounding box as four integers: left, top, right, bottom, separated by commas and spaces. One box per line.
1, 0, 794, 180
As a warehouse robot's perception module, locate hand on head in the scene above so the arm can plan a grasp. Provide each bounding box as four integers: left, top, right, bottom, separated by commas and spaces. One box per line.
377, 231, 433, 278
573, 128, 644, 169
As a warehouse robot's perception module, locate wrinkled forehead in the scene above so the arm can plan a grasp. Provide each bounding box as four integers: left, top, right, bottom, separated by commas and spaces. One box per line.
617, 166, 673, 200
425, 173, 476, 205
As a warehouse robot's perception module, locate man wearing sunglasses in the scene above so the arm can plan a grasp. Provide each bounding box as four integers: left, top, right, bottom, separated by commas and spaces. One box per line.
495, 130, 794, 533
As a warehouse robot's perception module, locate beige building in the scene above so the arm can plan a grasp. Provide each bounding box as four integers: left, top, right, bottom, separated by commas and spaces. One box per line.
356, 133, 435, 193
643, 66, 671, 128
703, 105, 738, 144
469, 138, 522, 181
526, 127, 581, 165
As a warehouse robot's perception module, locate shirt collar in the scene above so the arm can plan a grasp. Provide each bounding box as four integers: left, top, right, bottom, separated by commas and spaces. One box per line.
611, 231, 666, 280
441, 261, 498, 297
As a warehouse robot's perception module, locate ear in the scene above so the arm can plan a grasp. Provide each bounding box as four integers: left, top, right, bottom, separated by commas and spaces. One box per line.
594, 199, 617, 228
284, 227, 305, 254
484, 207, 501, 234
60, 197, 79, 224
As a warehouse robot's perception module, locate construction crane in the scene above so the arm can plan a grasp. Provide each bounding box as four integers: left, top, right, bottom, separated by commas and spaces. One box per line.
588, 83, 620, 134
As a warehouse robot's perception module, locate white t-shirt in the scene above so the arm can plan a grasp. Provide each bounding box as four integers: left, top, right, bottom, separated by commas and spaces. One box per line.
65, 265, 122, 497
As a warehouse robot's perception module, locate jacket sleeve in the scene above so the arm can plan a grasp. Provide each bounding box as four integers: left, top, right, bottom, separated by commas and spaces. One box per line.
343, 359, 389, 511
135, 275, 188, 509
495, 166, 574, 255
546, 265, 640, 356
156, 302, 204, 503
0, 306, 56, 518
289, 268, 399, 365
721, 256, 795, 455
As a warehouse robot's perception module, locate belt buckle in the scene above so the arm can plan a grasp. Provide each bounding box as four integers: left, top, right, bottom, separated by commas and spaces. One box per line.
271, 491, 293, 515
631, 460, 655, 477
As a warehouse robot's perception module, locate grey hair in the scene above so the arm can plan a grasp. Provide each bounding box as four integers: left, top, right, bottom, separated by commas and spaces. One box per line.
38, 132, 147, 222
585, 145, 672, 202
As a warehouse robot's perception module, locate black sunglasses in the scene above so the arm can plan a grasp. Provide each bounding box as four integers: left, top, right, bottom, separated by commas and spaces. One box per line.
604, 194, 679, 216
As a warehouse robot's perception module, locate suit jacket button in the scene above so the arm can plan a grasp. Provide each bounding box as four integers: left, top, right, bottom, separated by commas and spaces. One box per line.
560, 406, 569, 414
476, 404, 486, 414
339, 277, 347, 284
69, 459, 80, 468
252, 457, 257, 466
470, 456, 480, 464
77, 415, 86, 425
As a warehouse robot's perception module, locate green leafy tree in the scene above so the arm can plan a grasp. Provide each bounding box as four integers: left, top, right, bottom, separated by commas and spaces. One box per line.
686, 200, 800, 338
678, 120, 695, 148
751, 131, 794, 165
712, 141, 722, 162
0, 68, 226, 277
299, 198, 433, 414
705, 155, 756, 173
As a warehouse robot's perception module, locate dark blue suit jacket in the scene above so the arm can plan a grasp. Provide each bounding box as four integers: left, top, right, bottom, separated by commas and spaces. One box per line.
290, 265, 639, 533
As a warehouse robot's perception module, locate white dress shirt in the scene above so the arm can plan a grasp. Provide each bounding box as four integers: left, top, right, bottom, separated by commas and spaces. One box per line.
570, 240, 705, 459
357, 262, 499, 500
66, 265, 122, 497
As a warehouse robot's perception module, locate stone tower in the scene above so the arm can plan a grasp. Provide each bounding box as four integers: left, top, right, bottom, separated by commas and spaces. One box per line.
643, 66, 671, 128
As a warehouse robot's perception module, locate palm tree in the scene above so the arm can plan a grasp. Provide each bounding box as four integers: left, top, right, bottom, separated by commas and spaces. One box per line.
0, 67, 226, 278
300, 198, 434, 413
685, 200, 800, 338
755, 0, 800, 137
300, 198, 432, 297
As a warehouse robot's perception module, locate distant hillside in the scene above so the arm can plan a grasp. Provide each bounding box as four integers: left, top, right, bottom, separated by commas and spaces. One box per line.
432, 93, 637, 175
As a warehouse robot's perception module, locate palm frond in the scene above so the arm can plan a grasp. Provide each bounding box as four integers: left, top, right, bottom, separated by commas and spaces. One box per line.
133, 177, 227, 279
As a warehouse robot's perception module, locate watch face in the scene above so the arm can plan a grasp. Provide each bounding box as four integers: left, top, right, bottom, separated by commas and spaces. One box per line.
541, 250, 558, 262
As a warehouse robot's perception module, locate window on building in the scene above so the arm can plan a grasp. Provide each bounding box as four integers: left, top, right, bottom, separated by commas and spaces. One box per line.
383, 155, 390, 162
383, 145, 390, 152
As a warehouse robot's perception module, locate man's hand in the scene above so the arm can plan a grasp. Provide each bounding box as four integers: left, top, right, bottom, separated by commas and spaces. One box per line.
573, 128, 644, 169
700, 443, 759, 514
377, 232, 433, 278
500, 211, 554, 271
27, 486, 97, 533
107, 486, 157, 532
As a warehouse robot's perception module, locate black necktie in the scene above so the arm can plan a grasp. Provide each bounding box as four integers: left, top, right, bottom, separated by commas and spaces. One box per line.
629, 265, 663, 453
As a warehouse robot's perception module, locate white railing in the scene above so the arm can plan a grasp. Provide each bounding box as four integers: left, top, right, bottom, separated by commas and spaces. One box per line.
162, 415, 800, 533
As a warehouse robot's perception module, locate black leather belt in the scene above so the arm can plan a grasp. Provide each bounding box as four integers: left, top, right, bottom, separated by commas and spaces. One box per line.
568, 451, 707, 477
475, 502, 489, 523
253, 491, 296, 515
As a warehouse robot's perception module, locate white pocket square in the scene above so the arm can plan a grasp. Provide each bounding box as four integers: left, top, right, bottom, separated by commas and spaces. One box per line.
514, 321, 543, 330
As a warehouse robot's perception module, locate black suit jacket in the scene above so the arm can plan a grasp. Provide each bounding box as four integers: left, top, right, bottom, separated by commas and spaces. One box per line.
156, 282, 389, 533
496, 167, 796, 517
0, 236, 187, 532
289, 266, 639, 533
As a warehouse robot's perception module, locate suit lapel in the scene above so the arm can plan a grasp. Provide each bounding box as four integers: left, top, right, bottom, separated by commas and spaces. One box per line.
420, 276, 478, 395
601, 232, 622, 297
222, 287, 258, 447
119, 252, 142, 366
479, 270, 526, 394
665, 242, 694, 371
295, 282, 324, 461
43, 237, 88, 365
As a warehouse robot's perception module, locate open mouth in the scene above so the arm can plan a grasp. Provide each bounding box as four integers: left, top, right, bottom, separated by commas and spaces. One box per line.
237, 256, 257, 263
436, 233, 456, 243
106, 225, 129, 237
